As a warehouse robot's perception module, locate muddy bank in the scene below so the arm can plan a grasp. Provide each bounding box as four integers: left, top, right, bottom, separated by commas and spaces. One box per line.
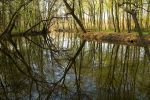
81, 32, 150, 46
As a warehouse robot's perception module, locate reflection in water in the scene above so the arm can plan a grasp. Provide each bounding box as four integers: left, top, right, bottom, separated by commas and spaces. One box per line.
0, 32, 150, 100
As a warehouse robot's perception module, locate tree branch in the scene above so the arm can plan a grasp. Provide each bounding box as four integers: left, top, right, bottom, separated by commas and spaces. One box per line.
0, 0, 33, 39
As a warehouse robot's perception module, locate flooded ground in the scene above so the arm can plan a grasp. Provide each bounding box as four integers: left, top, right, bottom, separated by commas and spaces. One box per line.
49, 32, 150, 100
0, 32, 150, 100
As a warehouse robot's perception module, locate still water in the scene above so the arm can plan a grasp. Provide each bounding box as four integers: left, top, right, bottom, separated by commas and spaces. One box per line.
0, 32, 150, 100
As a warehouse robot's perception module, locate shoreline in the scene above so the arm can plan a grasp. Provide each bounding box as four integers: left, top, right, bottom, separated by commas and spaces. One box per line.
81, 32, 150, 47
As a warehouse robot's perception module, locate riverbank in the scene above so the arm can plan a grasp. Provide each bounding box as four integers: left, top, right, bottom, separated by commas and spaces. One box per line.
81, 32, 150, 46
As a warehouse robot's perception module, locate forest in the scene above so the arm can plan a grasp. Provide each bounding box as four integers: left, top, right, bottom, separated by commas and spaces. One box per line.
0, 0, 150, 99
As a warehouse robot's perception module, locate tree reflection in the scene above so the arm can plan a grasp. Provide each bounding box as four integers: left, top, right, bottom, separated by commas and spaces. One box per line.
0, 32, 150, 99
